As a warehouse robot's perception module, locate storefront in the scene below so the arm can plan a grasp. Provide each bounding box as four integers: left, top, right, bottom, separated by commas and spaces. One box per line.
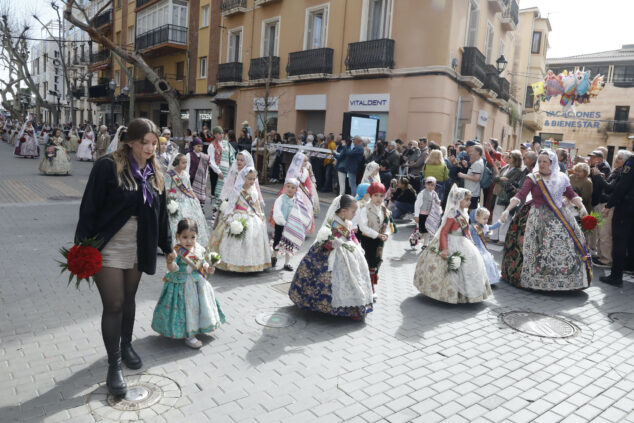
254, 96, 278, 133
349, 93, 390, 140
296, 94, 327, 134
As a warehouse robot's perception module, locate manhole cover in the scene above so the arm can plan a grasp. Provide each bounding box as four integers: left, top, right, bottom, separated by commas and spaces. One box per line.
255, 311, 296, 328
48, 195, 81, 201
608, 312, 634, 323
500, 311, 580, 339
87, 374, 181, 421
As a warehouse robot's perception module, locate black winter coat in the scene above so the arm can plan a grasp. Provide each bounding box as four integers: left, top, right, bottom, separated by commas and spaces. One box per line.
75, 155, 172, 275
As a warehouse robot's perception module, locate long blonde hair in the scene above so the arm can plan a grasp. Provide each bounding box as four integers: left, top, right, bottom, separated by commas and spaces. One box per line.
112, 118, 165, 193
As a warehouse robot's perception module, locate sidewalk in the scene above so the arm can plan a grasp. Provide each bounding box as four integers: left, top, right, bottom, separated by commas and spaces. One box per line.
1, 140, 634, 423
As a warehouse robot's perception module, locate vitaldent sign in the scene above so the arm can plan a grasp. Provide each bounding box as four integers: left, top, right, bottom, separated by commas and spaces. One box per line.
543, 110, 601, 129
348, 94, 390, 112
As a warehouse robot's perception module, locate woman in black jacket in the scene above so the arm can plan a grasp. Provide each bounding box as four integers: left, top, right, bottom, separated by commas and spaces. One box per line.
75, 118, 173, 397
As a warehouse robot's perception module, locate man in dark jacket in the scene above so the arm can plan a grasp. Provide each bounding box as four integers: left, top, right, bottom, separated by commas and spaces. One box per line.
588, 150, 611, 258
385, 141, 401, 177
333, 136, 365, 195
600, 152, 634, 287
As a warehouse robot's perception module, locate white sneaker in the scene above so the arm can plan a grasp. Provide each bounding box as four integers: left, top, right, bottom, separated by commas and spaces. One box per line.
185, 337, 202, 349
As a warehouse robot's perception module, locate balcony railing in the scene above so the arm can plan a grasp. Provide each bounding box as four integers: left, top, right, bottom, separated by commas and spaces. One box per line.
345, 38, 394, 71
498, 77, 510, 101
222, 0, 247, 14
287, 48, 333, 76
71, 88, 84, 99
88, 83, 111, 98
502, 0, 519, 27
460, 47, 487, 83
134, 78, 184, 95
91, 9, 112, 28
136, 24, 187, 50
483, 64, 500, 95
218, 62, 243, 83
90, 50, 111, 64
613, 121, 631, 133
248, 56, 280, 80
136, 0, 156, 8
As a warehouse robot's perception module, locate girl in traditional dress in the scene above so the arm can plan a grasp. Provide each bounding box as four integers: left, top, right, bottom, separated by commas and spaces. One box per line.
152, 218, 224, 349
67, 127, 80, 153
361, 161, 381, 184
410, 176, 442, 249
209, 166, 271, 272
305, 159, 321, 215
271, 178, 311, 271
358, 182, 396, 301
413, 185, 491, 304
166, 154, 210, 247
500, 150, 591, 291
269, 151, 316, 234
76, 125, 96, 161
469, 207, 501, 285
289, 194, 374, 320
218, 150, 264, 209
14, 121, 39, 158
39, 128, 72, 175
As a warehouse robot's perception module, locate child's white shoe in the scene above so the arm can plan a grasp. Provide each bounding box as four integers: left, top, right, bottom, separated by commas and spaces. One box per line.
185, 336, 202, 349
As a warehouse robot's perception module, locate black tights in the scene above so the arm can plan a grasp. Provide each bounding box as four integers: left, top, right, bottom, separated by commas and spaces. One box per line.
94, 266, 142, 360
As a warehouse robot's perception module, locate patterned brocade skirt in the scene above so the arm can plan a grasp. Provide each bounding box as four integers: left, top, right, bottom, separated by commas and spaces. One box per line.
501, 204, 590, 291
101, 217, 138, 270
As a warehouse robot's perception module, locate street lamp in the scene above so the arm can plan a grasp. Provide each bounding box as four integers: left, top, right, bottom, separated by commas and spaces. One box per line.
108, 79, 116, 125
496, 55, 508, 74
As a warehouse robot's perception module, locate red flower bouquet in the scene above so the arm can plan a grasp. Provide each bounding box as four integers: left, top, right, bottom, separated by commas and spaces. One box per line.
20, 136, 26, 143
581, 215, 597, 231
59, 237, 103, 288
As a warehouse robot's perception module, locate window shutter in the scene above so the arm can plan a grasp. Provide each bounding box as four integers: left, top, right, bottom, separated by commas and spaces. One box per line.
467, 0, 479, 47
485, 23, 494, 63
306, 14, 314, 49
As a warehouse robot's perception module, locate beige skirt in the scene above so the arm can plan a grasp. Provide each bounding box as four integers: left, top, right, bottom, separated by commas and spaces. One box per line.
101, 217, 138, 269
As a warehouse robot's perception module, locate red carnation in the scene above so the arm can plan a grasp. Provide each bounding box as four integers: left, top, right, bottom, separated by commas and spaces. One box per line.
66, 136, 70, 140
581, 215, 598, 231
59, 238, 103, 289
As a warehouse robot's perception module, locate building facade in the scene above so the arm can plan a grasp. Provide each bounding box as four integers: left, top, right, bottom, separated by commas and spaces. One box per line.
536, 44, 634, 157
88, 0, 222, 131
215, 0, 548, 148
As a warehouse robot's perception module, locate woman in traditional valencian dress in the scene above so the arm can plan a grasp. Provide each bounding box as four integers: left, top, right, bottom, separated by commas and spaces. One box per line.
289, 194, 374, 320
76, 125, 96, 161
39, 128, 72, 175
67, 127, 80, 153
14, 121, 40, 158
209, 166, 271, 272
217, 150, 264, 210
165, 153, 210, 247
500, 150, 591, 291
413, 185, 491, 303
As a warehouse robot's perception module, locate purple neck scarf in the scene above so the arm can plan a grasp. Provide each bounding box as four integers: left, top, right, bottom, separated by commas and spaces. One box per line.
130, 158, 155, 206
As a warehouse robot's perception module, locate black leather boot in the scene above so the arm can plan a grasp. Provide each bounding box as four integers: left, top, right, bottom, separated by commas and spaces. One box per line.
121, 342, 142, 370
121, 310, 142, 370
106, 353, 127, 397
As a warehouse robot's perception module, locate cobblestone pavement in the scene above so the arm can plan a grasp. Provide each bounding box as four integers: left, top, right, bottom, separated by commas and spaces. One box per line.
1, 140, 634, 423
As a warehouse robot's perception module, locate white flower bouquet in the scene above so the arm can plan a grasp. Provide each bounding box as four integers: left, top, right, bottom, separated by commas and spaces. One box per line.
167, 199, 178, 216
205, 250, 221, 266
429, 247, 466, 273
228, 217, 248, 240
219, 200, 228, 213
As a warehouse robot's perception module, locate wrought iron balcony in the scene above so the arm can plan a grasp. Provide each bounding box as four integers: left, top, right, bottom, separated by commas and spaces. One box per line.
71, 87, 84, 99
88, 83, 111, 99
222, 0, 247, 15
287, 48, 333, 77
248, 56, 280, 80
483, 64, 500, 95
345, 39, 394, 71
498, 77, 510, 101
134, 78, 184, 95
91, 9, 112, 28
218, 62, 243, 83
136, 0, 157, 9
501, 0, 519, 30
136, 24, 187, 51
90, 50, 111, 64
460, 47, 487, 83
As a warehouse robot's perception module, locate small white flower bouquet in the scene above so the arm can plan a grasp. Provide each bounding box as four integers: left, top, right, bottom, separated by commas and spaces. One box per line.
316, 226, 332, 243
167, 199, 178, 216
429, 247, 466, 273
205, 250, 221, 266
228, 217, 248, 239
219, 200, 228, 213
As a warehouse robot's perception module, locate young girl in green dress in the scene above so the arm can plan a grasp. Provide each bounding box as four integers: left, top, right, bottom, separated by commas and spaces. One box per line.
152, 218, 225, 349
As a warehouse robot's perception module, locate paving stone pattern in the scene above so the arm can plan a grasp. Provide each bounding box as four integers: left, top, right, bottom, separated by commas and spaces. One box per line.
1, 141, 634, 422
